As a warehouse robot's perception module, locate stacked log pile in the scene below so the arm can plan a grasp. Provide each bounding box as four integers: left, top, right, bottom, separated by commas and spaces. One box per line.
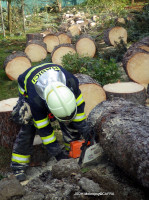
88, 98, 149, 188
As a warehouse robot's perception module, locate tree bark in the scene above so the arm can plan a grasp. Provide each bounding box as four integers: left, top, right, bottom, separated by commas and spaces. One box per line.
8, 0, 12, 34
26, 33, 43, 43
0, 98, 20, 148
88, 98, 149, 188
21, 0, 25, 33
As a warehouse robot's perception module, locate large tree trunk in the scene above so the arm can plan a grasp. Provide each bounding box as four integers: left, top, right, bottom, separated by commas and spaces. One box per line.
8, 0, 12, 34
88, 98, 149, 188
0, 0, 5, 37
21, 0, 25, 33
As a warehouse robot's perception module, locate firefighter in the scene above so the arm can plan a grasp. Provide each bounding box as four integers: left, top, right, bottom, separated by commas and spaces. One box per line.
11, 63, 91, 181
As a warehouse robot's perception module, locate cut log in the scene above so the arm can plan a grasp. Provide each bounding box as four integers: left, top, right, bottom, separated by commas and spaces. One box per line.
26, 33, 43, 43
51, 44, 76, 65
25, 40, 47, 62
88, 98, 149, 188
3, 51, 32, 80
123, 48, 149, 84
56, 32, 71, 44
68, 24, 81, 36
43, 34, 60, 53
129, 37, 149, 52
103, 82, 147, 105
103, 26, 127, 46
76, 35, 96, 57
0, 98, 21, 148
75, 73, 106, 116
0, 98, 51, 166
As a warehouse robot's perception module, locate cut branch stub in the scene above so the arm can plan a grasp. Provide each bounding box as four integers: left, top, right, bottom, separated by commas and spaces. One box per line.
76, 35, 96, 57
43, 34, 60, 53
103, 26, 127, 46
103, 82, 147, 105
3, 51, 32, 80
51, 44, 76, 65
123, 48, 149, 85
56, 32, 72, 44
75, 73, 106, 117
25, 40, 47, 62
0, 98, 21, 148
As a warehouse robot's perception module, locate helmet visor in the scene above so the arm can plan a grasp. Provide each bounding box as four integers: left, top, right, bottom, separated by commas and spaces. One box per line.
55, 107, 77, 122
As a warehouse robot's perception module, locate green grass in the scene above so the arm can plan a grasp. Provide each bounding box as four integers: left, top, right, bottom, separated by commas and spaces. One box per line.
0, 35, 26, 100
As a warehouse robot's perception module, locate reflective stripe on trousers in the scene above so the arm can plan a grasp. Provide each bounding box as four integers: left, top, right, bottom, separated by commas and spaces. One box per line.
11, 153, 30, 164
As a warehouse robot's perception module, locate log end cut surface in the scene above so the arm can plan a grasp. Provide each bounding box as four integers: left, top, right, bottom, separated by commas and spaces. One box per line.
25, 44, 47, 62
103, 82, 146, 105
57, 33, 71, 44
52, 45, 76, 65
43, 35, 59, 53
0, 98, 18, 112
76, 37, 96, 57
80, 83, 106, 116
5, 57, 31, 80
127, 53, 149, 84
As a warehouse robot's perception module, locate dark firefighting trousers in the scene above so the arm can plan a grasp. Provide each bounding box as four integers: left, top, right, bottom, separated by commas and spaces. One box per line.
10, 98, 82, 171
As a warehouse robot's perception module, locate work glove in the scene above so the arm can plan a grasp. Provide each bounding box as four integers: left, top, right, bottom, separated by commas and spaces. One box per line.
55, 149, 69, 161
81, 122, 93, 141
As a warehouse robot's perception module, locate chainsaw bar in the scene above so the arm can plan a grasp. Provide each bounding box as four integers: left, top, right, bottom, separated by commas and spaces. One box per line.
82, 143, 102, 165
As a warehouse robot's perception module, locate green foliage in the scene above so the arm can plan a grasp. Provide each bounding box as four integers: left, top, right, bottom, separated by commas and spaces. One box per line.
62, 53, 121, 86
126, 3, 149, 42
99, 39, 128, 62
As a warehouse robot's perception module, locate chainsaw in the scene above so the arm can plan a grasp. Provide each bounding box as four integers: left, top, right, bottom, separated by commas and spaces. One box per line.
69, 129, 102, 166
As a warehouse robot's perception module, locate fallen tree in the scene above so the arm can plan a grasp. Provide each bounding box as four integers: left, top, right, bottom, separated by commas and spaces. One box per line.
88, 98, 149, 188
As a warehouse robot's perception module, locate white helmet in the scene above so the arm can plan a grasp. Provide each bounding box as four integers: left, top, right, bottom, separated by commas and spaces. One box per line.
44, 82, 77, 122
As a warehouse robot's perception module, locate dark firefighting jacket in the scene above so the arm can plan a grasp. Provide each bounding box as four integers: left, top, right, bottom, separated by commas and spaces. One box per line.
11, 63, 88, 164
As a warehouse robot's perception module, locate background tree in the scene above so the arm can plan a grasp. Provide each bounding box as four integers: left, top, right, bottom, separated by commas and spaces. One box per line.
0, 0, 5, 37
